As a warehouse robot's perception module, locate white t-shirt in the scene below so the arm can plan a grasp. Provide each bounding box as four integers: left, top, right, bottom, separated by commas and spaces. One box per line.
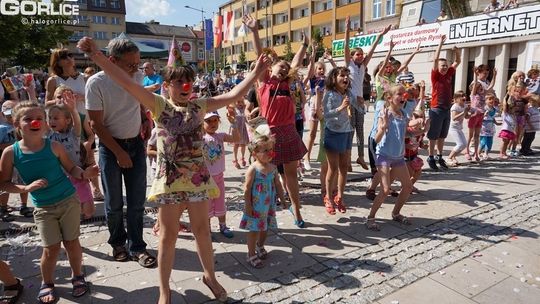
450, 103, 465, 130
85, 71, 142, 139
348, 61, 366, 99
54, 74, 87, 114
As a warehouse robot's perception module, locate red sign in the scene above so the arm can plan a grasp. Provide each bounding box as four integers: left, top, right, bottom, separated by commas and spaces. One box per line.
181, 42, 191, 52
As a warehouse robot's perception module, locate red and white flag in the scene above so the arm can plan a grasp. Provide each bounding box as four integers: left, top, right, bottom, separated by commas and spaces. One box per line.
213, 14, 222, 48
222, 11, 234, 43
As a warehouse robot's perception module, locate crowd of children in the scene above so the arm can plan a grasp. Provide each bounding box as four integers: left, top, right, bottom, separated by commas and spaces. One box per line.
1, 13, 539, 304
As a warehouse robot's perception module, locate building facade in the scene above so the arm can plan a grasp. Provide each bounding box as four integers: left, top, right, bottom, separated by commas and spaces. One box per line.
218, 0, 364, 65
65, 0, 127, 66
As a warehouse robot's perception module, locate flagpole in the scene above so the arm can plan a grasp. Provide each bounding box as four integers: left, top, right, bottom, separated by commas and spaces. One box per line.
185, 5, 207, 74
213, 12, 217, 76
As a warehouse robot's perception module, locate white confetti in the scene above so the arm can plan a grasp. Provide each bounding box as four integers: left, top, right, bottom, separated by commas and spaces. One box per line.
102, 279, 107, 283
248, 282, 253, 286
513, 288, 520, 293
96, 272, 104, 278
234, 262, 239, 266
234, 289, 239, 293
140, 281, 147, 285
177, 287, 182, 290
332, 266, 339, 270
516, 264, 523, 268
462, 269, 470, 273
234, 272, 241, 277
471, 284, 479, 288
391, 301, 399, 304
520, 278, 527, 283
535, 277, 540, 282
195, 277, 201, 281
438, 271, 446, 275
502, 251, 509, 256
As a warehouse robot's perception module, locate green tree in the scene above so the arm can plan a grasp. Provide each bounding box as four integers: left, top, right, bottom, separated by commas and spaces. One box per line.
0, 4, 72, 69
238, 48, 246, 65
282, 38, 294, 62
445, 0, 471, 19
311, 28, 325, 61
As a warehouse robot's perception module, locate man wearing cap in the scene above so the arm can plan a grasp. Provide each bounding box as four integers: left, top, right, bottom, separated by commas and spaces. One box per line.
85, 38, 156, 268
142, 62, 163, 95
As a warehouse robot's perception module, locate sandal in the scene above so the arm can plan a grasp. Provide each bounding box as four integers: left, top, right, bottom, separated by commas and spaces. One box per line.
246, 254, 264, 268
0, 207, 14, 222
366, 189, 376, 201
366, 217, 380, 231
465, 153, 472, 161
93, 190, 104, 201
256, 242, 268, 260
131, 250, 157, 268
241, 158, 247, 167
232, 160, 241, 169
36, 283, 56, 304
71, 275, 89, 298
179, 222, 191, 233
323, 196, 335, 215
0, 278, 23, 304
112, 245, 129, 262
202, 275, 228, 302
152, 223, 160, 236
390, 190, 399, 197
392, 213, 412, 225
333, 196, 346, 213
19, 206, 34, 217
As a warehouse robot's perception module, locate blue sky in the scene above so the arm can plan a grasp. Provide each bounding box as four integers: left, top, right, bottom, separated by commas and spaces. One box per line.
125, 0, 225, 27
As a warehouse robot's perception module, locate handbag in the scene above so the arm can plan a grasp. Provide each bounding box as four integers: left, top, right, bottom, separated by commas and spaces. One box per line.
246, 83, 281, 138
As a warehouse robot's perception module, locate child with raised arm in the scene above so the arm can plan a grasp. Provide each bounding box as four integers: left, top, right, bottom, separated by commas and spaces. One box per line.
367, 85, 412, 231
243, 14, 308, 228
78, 36, 270, 304
479, 94, 501, 159
48, 88, 95, 219
203, 111, 240, 238
241, 135, 287, 268
0, 102, 98, 304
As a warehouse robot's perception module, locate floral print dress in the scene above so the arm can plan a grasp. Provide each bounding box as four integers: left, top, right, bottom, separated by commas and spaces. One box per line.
239, 167, 278, 231
148, 95, 219, 204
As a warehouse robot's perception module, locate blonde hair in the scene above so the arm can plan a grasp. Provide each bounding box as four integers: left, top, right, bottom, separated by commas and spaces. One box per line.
248, 135, 275, 154
383, 84, 405, 108
12, 102, 46, 126
48, 104, 73, 129
53, 84, 73, 99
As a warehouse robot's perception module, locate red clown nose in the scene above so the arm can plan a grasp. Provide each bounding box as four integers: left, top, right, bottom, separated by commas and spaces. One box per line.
182, 83, 191, 92
30, 120, 41, 129
403, 92, 410, 100
268, 150, 276, 159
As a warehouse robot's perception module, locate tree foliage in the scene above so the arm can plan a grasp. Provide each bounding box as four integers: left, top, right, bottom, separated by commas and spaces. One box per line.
0, 3, 72, 69
238, 48, 246, 65
282, 38, 294, 62
310, 28, 326, 61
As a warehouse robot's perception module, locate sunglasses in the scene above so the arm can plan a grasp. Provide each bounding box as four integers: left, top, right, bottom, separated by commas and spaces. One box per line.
59, 52, 74, 59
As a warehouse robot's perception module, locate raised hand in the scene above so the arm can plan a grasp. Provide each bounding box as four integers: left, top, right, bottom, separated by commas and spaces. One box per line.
253, 54, 272, 75
77, 37, 98, 55
440, 34, 447, 43
389, 39, 396, 49
61, 90, 76, 110
345, 16, 350, 30
413, 42, 421, 54
83, 165, 100, 179
379, 109, 389, 133
242, 14, 258, 31
340, 95, 350, 111
302, 29, 309, 46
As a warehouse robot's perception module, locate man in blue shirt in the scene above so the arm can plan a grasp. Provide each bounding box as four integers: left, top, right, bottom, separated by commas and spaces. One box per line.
142, 62, 162, 95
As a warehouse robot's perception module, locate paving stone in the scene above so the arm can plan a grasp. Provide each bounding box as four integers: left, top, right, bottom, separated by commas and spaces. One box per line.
259, 281, 281, 292
387, 276, 407, 288
408, 267, 430, 278
304, 284, 332, 302
284, 284, 301, 297
339, 263, 356, 273
323, 259, 340, 269
338, 294, 370, 304
242, 285, 263, 298
350, 268, 371, 279
246, 294, 273, 303
297, 277, 321, 291
323, 268, 342, 279
310, 263, 328, 274
292, 267, 316, 279
275, 273, 299, 285
399, 270, 420, 285
418, 258, 448, 273
263, 288, 290, 303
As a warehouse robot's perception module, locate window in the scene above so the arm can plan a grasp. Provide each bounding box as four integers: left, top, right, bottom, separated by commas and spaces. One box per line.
314, 1, 333, 13
338, 0, 359, 6
111, 32, 120, 38
258, 0, 269, 10
93, 0, 106, 7
274, 12, 288, 25
110, 0, 120, 9
92, 15, 106, 24
70, 30, 87, 41
292, 6, 309, 19
73, 15, 87, 23
198, 49, 204, 60
93, 31, 107, 40
273, 34, 287, 45
292, 29, 306, 42
77, 0, 87, 4
247, 41, 253, 51
111, 17, 120, 25
373, 0, 382, 19
234, 9, 242, 19
337, 16, 360, 33
386, 0, 396, 16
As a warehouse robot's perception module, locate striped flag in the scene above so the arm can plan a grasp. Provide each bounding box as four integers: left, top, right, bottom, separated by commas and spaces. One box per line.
213, 14, 222, 48
237, 0, 248, 37
167, 36, 184, 67
222, 11, 234, 43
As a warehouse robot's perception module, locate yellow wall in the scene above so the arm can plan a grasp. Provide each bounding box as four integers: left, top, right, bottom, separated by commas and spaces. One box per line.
311, 10, 333, 26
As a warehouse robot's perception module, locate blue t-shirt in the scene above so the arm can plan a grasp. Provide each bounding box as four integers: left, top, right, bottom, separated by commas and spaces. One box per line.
143, 74, 163, 95
369, 100, 386, 139
376, 109, 408, 158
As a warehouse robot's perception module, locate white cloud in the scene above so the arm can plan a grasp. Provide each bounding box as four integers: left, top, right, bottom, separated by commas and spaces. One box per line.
126, 0, 175, 19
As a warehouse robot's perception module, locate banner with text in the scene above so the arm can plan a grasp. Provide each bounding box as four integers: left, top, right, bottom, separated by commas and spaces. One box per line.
332, 4, 540, 57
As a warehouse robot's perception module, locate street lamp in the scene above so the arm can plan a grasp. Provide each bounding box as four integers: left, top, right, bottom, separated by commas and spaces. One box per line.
185, 5, 208, 74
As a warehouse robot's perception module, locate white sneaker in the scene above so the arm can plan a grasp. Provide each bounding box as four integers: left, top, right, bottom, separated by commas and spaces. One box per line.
303, 159, 312, 171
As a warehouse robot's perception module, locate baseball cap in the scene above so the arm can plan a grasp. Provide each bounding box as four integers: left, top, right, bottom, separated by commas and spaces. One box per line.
204, 111, 220, 120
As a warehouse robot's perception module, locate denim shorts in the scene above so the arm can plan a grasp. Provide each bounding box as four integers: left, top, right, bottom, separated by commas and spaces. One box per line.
324, 128, 353, 153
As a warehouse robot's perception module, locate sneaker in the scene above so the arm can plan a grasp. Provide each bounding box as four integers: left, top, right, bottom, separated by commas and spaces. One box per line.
437, 156, 449, 170
303, 159, 312, 171
427, 157, 439, 171
219, 225, 234, 238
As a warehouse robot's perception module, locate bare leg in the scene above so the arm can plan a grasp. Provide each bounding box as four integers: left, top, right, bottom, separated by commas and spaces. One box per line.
390, 166, 412, 216
157, 204, 182, 304
337, 151, 349, 198
63, 239, 84, 277
283, 161, 303, 222
368, 166, 392, 219
305, 120, 319, 162
39, 243, 61, 303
